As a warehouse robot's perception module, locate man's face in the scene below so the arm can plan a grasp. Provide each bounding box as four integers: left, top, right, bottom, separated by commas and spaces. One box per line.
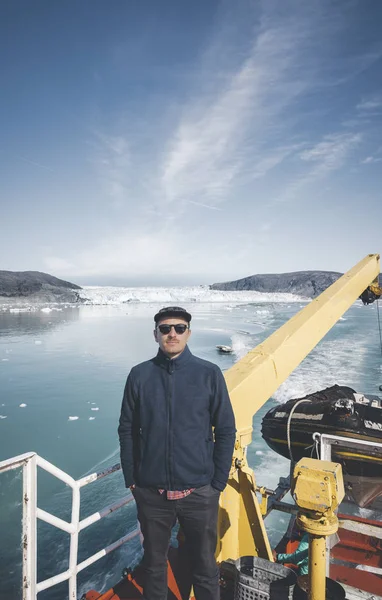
154, 317, 191, 358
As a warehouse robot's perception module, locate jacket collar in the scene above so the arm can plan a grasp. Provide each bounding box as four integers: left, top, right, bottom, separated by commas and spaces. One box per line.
155, 345, 192, 370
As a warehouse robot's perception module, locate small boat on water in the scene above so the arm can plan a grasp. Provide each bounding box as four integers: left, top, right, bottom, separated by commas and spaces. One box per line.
262, 384, 382, 506
216, 344, 234, 353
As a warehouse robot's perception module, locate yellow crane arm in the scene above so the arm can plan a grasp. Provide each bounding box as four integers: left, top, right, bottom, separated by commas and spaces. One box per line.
225, 253, 380, 446
217, 254, 380, 563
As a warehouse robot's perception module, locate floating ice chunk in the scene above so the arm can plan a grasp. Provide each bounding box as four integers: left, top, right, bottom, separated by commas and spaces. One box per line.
19, 403, 27, 408
255, 450, 263, 455
68, 416, 79, 421
41, 307, 52, 313
89, 417, 95, 420
91, 407, 99, 411
2, 358, 9, 361
35, 340, 42, 345
0, 415, 7, 419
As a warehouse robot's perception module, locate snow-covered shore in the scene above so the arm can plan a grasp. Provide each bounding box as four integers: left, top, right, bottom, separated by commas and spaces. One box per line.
78, 285, 305, 305
0, 285, 306, 311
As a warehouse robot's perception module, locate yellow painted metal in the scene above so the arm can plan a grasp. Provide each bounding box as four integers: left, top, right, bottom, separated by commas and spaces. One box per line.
225, 253, 380, 443
292, 459, 344, 600
308, 535, 327, 600
216, 462, 273, 562
257, 486, 270, 517
293, 458, 344, 516
216, 254, 378, 564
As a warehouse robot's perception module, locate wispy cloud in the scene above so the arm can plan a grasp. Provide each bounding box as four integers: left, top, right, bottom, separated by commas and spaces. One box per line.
187, 200, 222, 211
160, 23, 307, 209
91, 132, 131, 209
91, 11, 319, 220
250, 144, 304, 180
300, 133, 362, 172
44, 228, 233, 281
76, 1, 381, 280
357, 96, 382, 112
275, 132, 362, 203
361, 155, 382, 164
18, 155, 54, 172
157, 2, 376, 213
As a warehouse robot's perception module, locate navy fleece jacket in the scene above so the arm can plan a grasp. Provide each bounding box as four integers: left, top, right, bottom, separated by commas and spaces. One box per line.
118, 345, 236, 491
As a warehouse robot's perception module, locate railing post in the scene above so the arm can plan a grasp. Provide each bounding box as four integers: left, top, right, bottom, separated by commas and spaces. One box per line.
0, 453, 135, 598
317, 435, 336, 578
68, 484, 80, 599
23, 454, 37, 600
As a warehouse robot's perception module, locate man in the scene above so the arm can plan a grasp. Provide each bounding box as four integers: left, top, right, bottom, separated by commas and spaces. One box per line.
118, 306, 236, 600
273, 532, 309, 576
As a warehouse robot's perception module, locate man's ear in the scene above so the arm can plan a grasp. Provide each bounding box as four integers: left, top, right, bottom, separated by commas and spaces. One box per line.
153, 328, 158, 343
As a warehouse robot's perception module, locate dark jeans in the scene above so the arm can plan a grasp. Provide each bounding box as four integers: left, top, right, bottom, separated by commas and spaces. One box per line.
132, 484, 221, 600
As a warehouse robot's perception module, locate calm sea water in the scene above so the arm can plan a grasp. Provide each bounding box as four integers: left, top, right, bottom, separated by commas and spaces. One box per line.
1, 300, 381, 599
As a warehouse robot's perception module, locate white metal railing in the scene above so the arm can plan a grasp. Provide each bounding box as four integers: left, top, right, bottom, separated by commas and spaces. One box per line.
0, 452, 140, 600
315, 431, 382, 463
314, 432, 382, 577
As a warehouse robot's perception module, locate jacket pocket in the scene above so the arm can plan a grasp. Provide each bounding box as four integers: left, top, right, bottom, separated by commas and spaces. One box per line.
138, 428, 145, 476
200, 437, 214, 475
201, 441, 207, 474
172, 434, 211, 482
205, 437, 214, 475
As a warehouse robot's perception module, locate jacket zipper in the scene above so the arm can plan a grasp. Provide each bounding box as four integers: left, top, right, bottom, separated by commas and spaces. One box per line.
167, 361, 174, 490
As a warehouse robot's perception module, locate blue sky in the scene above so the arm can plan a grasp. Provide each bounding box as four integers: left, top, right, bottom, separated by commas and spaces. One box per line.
1, 0, 381, 286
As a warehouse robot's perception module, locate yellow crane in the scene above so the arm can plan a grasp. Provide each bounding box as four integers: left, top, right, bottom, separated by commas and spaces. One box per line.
217, 253, 381, 600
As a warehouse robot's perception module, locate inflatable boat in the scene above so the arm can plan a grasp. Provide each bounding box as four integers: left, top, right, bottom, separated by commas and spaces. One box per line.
262, 385, 382, 480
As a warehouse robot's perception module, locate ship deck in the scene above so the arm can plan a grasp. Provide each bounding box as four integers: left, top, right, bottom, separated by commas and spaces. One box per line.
83, 513, 382, 600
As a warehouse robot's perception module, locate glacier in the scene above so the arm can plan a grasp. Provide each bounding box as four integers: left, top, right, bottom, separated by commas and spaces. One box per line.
0, 285, 306, 311
78, 285, 305, 305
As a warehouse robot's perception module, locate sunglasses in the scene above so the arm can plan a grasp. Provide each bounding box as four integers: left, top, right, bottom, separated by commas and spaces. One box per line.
157, 324, 189, 335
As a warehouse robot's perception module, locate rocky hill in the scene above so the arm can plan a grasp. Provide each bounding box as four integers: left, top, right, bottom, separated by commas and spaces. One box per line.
210, 270, 343, 298
0, 270, 82, 303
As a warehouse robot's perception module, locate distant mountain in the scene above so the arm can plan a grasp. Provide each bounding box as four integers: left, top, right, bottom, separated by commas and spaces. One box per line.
0, 270, 82, 303
210, 270, 343, 298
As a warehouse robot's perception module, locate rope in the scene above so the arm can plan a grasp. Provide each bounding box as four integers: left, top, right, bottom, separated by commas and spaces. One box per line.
305, 437, 320, 459
376, 298, 382, 358
287, 399, 312, 462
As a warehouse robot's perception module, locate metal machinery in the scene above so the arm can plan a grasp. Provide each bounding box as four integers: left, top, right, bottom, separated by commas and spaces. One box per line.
217, 254, 381, 598
293, 458, 344, 600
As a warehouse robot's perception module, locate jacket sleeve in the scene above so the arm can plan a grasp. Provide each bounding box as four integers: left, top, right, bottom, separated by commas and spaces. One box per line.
118, 371, 137, 488
277, 536, 309, 564
210, 367, 236, 491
